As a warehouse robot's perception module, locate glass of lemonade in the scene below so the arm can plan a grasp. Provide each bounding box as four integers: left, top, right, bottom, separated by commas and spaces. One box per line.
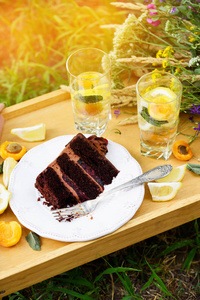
66, 48, 111, 136
136, 71, 182, 160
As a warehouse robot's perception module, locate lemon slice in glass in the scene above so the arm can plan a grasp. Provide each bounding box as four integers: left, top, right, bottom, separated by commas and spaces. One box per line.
155, 164, 186, 183
138, 114, 152, 131
148, 182, 182, 201
0, 183, 11, 214
145, 87, 176, 99
77, 72, 100, 89
144, 87, 177, 121
11, 123, 46, 142
3, 157, 18, 188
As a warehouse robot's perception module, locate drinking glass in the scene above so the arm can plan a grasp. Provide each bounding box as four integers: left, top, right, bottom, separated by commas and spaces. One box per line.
136, 71, 182, 160
66, 48, 111, 136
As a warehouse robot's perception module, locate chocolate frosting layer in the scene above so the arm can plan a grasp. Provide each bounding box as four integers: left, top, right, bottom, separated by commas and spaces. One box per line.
88, 135, 108, 155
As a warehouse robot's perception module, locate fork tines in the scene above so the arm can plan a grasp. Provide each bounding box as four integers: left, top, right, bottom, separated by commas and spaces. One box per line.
52, 205, 86, 222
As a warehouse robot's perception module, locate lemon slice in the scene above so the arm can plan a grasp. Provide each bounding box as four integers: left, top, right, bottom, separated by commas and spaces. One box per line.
3, 157, 18, 188
144, 87, 177, 121
148, 182, 182, 201
77, 72, 101, 89
138, 114, 152, 131
155, 164, 186, 183
145, 87, 177, 99
74, 88, 99, 97
11, 123, 46, 142
73, 83, 109, 98
0, 183, 11, 214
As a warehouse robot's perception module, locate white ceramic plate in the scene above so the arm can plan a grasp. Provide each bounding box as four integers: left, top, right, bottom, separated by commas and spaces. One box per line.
9, 135, 144, 242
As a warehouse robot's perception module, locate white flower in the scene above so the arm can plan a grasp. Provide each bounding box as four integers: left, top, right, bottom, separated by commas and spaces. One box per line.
189, 56, 200, 67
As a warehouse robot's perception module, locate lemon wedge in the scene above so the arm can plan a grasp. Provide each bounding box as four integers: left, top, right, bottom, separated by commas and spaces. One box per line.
11, 123, 46, 142
155, 164, 186, 183
148, 182, 182, 201
3, 157, 18, 188
0, 183, 11, 214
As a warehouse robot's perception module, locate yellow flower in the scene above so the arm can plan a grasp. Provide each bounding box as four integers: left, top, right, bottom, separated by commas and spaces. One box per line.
152, 69, 162, 83
142, 84, 158, 95
175, 67, 181, 73
162, 59, 168, 69
189, 35, 197, 43
156, 50, 163, 58
162, 46, 174, 58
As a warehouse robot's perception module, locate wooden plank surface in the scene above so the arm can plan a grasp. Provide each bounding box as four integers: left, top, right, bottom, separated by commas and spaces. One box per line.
0, 90, 200, 298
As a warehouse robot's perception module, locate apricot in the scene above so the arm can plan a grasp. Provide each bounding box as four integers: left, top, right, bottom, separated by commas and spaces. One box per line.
172, 140, 193, 161
75, 101, 103, 116
0, 221, 22, 247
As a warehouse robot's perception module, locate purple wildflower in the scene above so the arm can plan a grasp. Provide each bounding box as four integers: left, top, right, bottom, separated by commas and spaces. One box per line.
170, 7, 176, 13
114, 108, 120, 118
189, 116, 194, 122
194, 123, 200, 135
189, 104, 200, 115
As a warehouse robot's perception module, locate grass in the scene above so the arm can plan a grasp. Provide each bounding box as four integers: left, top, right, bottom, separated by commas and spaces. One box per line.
0, 0, 125, 106
1, 1, 200, 299
3, 220, 200, 299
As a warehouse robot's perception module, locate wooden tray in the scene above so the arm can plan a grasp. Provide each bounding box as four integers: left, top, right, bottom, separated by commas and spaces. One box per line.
0, 90, 200, 298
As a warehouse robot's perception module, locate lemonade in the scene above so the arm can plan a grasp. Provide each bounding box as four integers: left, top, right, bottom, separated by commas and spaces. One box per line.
136, 72, 182, 160
71, 71, 111, 136
66, 48, 111, 136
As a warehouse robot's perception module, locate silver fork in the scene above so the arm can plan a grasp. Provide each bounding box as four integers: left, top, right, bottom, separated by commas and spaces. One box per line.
52, 164, 172, 221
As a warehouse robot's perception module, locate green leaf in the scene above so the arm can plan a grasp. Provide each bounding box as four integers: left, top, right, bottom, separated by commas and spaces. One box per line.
146, 260, 176, 298
26, 232, 41, 251
94, 267, 141, 283
57, 277, 94, 289
179, 5, 187, 14
0, 162, 3, 174
141, 273, 154, 290
158, 6, 167, 12
187, 163, 200, 175
45, 287, 93, 299
151, 15, 159, 21
158, 239, 194, 257
140, 107, 168, 127
74, 93, 103, 103
182, 247, 197, 271
194, 68, 200, 75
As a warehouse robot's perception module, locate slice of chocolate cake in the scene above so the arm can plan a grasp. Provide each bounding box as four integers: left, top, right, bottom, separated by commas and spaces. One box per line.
35, 133, 119, 209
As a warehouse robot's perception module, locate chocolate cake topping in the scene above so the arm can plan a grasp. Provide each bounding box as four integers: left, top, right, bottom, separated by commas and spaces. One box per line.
88, 135, 108, 155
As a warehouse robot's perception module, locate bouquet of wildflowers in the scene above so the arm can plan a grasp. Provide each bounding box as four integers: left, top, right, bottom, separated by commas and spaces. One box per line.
106, 0, 200, 137
108, 1, 200, 107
